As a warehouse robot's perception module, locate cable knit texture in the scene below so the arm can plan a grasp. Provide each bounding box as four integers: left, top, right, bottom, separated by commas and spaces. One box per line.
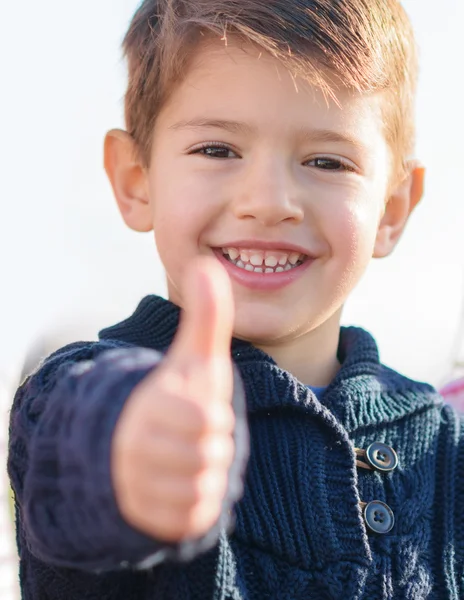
7, 295, 464, 599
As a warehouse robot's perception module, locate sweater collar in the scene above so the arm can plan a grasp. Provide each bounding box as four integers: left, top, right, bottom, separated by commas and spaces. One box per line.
100, 295, 442, 432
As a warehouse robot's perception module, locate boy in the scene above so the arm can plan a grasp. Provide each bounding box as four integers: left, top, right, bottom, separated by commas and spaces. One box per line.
8, 1, 463, 598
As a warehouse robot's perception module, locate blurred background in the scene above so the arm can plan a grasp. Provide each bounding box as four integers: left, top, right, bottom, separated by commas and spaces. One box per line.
0, 0, 463, 597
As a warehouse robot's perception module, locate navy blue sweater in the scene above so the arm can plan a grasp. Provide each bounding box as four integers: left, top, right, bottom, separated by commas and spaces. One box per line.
7, 295, 464, 599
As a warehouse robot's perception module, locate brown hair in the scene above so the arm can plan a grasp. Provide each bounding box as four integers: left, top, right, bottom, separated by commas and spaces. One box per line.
123, 0, 418, 178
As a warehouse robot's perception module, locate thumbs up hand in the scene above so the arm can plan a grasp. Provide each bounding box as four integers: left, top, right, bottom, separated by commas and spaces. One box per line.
111, 258, 236, 542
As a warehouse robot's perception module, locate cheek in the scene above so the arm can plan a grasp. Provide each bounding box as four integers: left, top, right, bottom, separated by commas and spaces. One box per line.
345, 204, 380, 260
147, 166, 221, 280
149, 160, 224, 228
151, 173, 194, 224
322, 197, 381, 287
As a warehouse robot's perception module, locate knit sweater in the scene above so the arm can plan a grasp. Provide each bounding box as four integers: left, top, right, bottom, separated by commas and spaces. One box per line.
7, 295, 464, 600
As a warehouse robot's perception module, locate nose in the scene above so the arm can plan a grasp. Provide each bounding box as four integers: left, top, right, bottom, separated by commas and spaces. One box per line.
231, 158, 304, 226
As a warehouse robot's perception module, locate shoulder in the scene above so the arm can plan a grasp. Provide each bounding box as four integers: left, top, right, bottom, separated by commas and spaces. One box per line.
338, 326, 439, 400
363, 363, 444, 427
12, 339, 155, 422
9, 339, 164, 481
438, 402, 464, 441
370, 362, 464, 447
20, 339, 135, 392
375, 362, 438, 396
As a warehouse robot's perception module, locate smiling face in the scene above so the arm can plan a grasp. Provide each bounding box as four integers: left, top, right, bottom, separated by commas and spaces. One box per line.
105, 40, 422, 370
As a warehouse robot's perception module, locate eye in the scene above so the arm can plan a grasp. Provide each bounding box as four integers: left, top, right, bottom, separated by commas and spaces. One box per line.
306, 157, 356, 172
190, 143, 239, 159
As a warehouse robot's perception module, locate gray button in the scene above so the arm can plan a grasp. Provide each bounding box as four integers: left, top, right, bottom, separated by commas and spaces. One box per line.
363, 500, 395, 534
365, 442, 398, 473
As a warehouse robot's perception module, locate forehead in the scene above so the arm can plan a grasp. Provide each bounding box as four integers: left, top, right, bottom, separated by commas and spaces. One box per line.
157, 41, 385, 144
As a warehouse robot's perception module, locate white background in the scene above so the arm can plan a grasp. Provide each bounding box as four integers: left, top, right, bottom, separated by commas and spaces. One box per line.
0, 0, 463, 389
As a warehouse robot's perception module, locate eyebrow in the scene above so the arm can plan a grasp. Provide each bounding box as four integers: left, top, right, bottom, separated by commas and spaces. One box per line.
169, 118, 366, 150
169, 118, 253, 135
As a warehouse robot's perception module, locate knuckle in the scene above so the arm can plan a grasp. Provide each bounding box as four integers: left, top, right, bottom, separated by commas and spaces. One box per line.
188, 501, 221, 536
206, 404, 235, 434
218, 435, 235, 466
190, 444, 210, 471
201, 434, 235, 468
182, 469, 226, 507
211, 470, 229, 498
188, 402, 212, 434
182, 507, 207, 537
188, 475, 206, 505
187, 402, 236, 436
199, 469, 228, 500
217, 404, 236, 433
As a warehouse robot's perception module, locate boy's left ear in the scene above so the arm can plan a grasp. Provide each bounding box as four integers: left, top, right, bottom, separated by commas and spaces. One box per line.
373, 162, 425, 258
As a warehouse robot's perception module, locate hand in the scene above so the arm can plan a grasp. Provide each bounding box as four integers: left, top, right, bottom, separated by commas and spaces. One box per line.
111, 257, 236, 542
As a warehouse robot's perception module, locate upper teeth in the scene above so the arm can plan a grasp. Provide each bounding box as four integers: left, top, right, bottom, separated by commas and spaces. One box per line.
221, 247, 305, 271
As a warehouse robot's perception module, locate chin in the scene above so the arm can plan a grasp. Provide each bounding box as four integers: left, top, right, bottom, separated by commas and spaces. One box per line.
232, 297, 344, 348
233, 303, 303, 346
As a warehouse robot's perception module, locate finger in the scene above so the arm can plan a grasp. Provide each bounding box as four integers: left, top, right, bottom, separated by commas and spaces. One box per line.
143, 431, 235, 474
141, 469, 228, 508
145, 378, 236, 436
128, 366, 235, 437
131, 502, 219, 543
169, 256, 234, 364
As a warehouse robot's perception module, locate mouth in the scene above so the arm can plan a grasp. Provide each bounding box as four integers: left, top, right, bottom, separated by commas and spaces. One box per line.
212, 244, 314, 291
218, 246, 308, 274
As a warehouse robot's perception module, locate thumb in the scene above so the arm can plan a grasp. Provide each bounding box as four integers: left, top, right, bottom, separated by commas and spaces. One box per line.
169, 257, 235, 365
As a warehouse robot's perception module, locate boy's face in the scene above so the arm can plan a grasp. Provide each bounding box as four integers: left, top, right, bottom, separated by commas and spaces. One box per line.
107, 42, 422, 347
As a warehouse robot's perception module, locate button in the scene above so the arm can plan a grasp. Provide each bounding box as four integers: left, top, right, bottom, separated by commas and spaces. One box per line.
363, 501, 395, 534
365, 442, 398, 473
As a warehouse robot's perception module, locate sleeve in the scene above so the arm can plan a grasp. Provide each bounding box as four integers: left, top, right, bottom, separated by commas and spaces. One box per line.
7, 341, 249, 573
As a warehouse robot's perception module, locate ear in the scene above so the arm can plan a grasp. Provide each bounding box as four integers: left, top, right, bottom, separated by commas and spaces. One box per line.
104, 129, 153, 233
373, 162, 425, 258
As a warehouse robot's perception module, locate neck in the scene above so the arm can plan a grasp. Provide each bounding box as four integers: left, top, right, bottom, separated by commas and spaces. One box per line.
256, 311, 342, 386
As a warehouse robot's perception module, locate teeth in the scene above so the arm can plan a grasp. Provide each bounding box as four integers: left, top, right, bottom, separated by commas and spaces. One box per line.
264, 256, 278, 268
221, 247, 306, 274
228, 248, 239, 261
250, 253, 264, 266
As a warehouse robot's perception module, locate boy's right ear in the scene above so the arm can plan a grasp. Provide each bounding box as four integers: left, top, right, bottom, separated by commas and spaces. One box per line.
104, 129, 153, 233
